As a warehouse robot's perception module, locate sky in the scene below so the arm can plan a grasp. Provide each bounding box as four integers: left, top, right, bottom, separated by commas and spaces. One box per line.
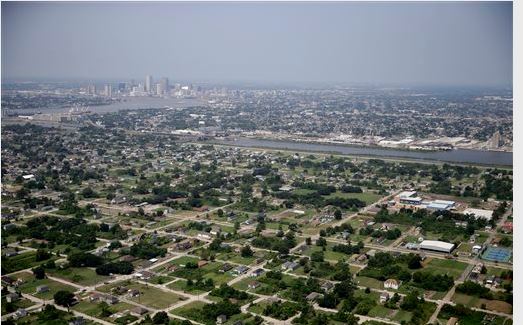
1, 1, 513, 86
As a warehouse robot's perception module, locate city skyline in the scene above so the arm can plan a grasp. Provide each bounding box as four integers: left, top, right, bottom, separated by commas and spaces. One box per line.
1, 1, 513, 87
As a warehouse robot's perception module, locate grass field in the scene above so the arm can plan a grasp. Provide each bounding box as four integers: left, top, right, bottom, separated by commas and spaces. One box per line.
453, 293, 512, 314
1, 296, 35, 314
327, 191, 383, 205
97, 280, 186, 309
16, 272, 78, 300
72, 300, 136, 323
355, 276, 385, 290
423, 258, 468, 279
48, 267, 110, 286
2, 251, 58, 274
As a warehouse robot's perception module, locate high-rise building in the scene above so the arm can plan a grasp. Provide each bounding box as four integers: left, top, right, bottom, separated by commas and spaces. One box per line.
87, 84, 96, 95
104, 84, 112, 97
156, 83, 165, 96
145, 75, 153, 93
160, 77, 169, 93
489, 131, 501, 149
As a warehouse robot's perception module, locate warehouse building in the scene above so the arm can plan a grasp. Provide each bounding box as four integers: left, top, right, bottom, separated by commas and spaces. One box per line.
462, 208, 493, 221
419, 240, 455, 253
397, 191, 423, 205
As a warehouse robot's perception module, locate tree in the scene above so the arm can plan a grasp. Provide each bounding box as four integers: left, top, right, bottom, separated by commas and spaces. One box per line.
408, 254, 422, 269
311, 251, 324, 262
152, 311, 170, 324
53, 290, 75, 308
306, 237, 312, 245
334, 209, 342, 220
35, 249, 51, 261
241, 245, 254, 258
33, 266, 46, 279
400, 290, 422, 311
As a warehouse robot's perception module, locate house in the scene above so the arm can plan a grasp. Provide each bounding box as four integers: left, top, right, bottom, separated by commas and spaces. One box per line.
6, 292, 20, 303
281, 261, 299, 271
321, 281, 334, 292
22, 174, 35, 180
104, 295, 119, 305
197, 260, 208, 268
380, 292, 390, 303
135, 270, 154, 281
68, 317, 86, 325
384, 279, 400, 290
472, 245, 482, 254
130, 306, 148, 316
217, 314, 227, 324
128, 289, 140, 298
233, 265, 249, 275
1, 275, 16, 286
502, 222, 513, 234
251, 268, 265, 277
248, 281, 261, 290
36, 285, 49, 293
13, 308, 28, 320
219, 263, 234, 273
446, 317, 459, 325
306, 292, 323, 301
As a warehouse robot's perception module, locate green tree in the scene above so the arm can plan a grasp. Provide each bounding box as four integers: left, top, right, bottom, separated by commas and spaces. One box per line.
53, 290, 75, 308
33, 266, 46, 279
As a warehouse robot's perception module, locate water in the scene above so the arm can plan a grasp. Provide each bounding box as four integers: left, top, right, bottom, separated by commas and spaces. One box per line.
8, 97, 206, 114
215, 137, 512, 166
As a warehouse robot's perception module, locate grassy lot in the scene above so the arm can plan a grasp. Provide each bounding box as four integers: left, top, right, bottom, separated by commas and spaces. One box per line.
48, 267, 110, 286
167, 279, 212, 294
368, 305, 394, 319
391, 309, 413, 323
1, 251, 58, 274
168, 261, 234, 286
327, 191, 382, 205
97, 280, 186, 309
215, 251, 256, 265
422, 258, 468, 279
355, 276, 384, 290
72, 300, 136, 323
169, 301, 209, 323
452, 293, 512, 314
16, 272, 78, 300
1, 296, 35, 314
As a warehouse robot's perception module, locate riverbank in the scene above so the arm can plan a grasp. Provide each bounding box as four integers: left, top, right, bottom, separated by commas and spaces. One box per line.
203, 137, 513, 167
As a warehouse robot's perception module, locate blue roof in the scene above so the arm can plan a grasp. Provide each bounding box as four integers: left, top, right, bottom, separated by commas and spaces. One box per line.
427, 202, 451, 210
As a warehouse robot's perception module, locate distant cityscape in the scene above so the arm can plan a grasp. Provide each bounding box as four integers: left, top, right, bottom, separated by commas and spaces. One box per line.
1, 76, 512, 153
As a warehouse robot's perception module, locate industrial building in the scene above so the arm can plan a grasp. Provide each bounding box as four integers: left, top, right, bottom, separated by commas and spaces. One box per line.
419, 240, 455, 253
462, 208, 493, 221
397, 191, 423, 205
427, 200, 455, 211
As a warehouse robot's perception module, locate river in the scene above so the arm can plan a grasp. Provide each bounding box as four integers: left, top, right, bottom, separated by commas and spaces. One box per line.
214, 138, 512, 167
8, 97, 206, 114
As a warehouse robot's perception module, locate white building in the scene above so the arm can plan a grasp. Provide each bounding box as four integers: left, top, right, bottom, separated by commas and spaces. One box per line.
383, 279, 399, 290
419, 240, 455, 253
462, 208, 494, 221
397, 191, 423, 205
145, 75, 153, 93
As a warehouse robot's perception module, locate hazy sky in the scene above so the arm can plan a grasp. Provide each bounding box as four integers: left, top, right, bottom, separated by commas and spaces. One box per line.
1, 1, 513, 86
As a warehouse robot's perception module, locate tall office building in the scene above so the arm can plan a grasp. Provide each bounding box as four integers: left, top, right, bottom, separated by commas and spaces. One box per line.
489, 131, 501, 149
88, 84, 96, 95
145, 75, 153, 93
160, 77, 169, 93
156, 83, 165, 96
104, 84, 112, 97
